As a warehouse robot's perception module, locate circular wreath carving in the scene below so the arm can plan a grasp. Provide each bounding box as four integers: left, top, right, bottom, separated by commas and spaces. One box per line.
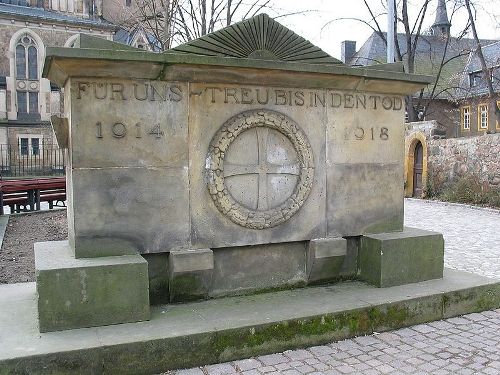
205, 109, 314, 229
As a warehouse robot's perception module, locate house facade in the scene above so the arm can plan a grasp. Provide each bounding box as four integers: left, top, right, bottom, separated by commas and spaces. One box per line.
457, 41, 500, 137
344, 0, 498, 139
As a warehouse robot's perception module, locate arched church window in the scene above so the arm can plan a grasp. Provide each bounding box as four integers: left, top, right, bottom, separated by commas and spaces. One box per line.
15, 35, 38, 80
14, 34, 40, 116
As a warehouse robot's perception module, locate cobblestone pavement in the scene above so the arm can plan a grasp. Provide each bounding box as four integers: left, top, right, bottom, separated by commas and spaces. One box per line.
167, 200, 500, 375
405, 199, 499, 280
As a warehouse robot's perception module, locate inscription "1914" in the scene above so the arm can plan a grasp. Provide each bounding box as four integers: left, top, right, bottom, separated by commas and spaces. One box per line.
95, 122, 164, 139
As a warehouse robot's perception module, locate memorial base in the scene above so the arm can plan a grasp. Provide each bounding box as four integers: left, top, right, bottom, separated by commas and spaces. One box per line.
35, 241, 150, 332
0, 269, 498, 374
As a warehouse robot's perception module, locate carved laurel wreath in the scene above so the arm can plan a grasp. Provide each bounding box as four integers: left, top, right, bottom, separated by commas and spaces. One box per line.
205, 109, 314, 229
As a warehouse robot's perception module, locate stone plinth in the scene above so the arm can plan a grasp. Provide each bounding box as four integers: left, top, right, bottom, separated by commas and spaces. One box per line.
35, 241, 150, 332
359, 227, 444, 287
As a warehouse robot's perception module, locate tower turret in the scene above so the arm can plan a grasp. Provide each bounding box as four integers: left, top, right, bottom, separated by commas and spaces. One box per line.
431, 0, 451, 37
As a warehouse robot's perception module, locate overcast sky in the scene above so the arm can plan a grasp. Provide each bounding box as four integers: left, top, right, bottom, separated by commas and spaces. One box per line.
264, 0, 500, 59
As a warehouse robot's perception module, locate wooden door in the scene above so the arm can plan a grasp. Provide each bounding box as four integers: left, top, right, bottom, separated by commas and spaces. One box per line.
413, 142, 423, 197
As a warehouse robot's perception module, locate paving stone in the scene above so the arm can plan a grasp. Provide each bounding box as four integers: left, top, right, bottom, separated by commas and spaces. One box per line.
284, 349, 313, 361
234, 359, 261, 371
303, 358, 319, 365
412, 324, 436, 333
176, 368, 204, 375
354, 335, 381, 345
258, 354, 288, 366
258, 366, 277, 373
275, 363, 292, 371
311, 362, 329, 371
295, 364, 315, 373
205, 363, 236, 375
335, 365, 356, 374
241, 371, 260, 375
308, 346, 335, 356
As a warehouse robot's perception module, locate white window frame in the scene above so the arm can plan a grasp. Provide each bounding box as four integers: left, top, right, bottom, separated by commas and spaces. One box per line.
478, 104, 488, 130
462, 106, 470, 130
17, 134, 43, 156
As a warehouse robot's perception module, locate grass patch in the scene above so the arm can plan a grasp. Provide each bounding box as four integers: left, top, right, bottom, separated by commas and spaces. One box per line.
426, 172, 500, 208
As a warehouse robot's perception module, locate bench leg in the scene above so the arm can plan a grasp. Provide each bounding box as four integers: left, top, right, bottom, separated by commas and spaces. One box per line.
49, 201, 53, 210
35, 190, 41, 211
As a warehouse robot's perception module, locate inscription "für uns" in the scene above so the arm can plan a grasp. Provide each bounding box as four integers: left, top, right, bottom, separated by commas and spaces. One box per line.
76, 82, 183, 102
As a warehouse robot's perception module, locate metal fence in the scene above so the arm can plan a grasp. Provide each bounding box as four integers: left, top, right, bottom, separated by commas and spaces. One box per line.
0, 144, 67, 178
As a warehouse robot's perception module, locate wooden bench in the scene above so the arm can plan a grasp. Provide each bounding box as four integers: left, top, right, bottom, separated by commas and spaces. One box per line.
0, 177, 66, 214
39, 188, 66, 209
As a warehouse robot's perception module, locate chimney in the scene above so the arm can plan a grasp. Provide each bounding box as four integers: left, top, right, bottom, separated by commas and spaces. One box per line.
341, 41, 356, 64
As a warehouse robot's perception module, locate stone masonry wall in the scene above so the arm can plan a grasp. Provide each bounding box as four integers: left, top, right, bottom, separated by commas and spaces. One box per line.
427, 133, 500, 190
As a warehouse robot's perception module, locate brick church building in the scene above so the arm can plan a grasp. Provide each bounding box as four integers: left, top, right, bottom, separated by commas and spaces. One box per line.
0, 0, 148, 176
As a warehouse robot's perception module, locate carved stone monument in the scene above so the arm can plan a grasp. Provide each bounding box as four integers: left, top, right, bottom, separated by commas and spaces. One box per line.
39, 14, 444, 332
1, 14, 498, 375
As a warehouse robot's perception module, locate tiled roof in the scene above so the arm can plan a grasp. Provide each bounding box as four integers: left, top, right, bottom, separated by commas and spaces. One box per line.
113, 27, 161, 51
349, 31, 498, 100
457, 41, 500, 98
0, 3, 115, 29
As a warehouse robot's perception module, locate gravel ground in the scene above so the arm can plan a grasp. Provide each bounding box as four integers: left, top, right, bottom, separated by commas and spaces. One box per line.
0, 210, 67, 284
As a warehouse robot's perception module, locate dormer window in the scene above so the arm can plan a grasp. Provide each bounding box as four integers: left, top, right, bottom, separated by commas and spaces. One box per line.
469, 72, 482, 87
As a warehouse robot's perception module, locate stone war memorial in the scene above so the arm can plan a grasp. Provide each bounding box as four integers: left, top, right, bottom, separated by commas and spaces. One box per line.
0, 14, 499, 374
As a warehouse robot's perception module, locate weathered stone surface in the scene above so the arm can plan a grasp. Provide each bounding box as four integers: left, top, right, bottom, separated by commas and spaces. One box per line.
35, 241, 150, 332
359, 227, 444, 287
189, 83, 327, 249
143, 253, 169, 305
211, 242, 307, 297
68, 166, 190, 258
327, 95, 405, 165
326, 164, 404, 237
169, 249, 214, 302
307, 238, 347, 283
69, 78, 188, 169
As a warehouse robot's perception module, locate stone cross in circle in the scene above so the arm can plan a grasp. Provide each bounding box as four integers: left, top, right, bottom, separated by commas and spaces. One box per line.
223, 127, 300, 210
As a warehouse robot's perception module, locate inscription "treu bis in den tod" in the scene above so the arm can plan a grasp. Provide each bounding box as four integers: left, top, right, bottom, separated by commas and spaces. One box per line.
74, 81, 403, 111
204, 87, 403, 110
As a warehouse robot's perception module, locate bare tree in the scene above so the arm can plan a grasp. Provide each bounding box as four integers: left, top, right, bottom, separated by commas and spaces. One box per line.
324, 0, 433, 122
108, 0, 278, 51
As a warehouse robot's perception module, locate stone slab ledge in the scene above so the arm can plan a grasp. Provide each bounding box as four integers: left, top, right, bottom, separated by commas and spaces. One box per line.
0, 268, 498, 374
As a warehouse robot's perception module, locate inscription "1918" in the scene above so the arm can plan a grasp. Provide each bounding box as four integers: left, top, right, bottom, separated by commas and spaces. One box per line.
95, 122, 164, 139
344, 126, 389, 141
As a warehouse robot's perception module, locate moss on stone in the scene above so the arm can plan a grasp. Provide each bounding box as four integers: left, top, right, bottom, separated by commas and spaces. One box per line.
169, 274, 208, 302
476, 289, 499, 310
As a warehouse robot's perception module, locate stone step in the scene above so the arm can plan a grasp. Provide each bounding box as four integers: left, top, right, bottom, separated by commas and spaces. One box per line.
0, 268, 498, 374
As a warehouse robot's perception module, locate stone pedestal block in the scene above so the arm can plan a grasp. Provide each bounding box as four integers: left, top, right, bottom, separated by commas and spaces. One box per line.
169, 249, 214, 302
359, 227, 444, 287
307, 238, 347, 283
35, 241, 150, 333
